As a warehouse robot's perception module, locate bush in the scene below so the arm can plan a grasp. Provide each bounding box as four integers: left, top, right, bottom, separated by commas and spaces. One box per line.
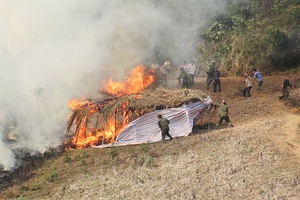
48, 171, 58, 182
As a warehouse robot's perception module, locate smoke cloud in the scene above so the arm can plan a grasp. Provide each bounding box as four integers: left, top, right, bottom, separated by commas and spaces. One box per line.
0, 0, 227, 170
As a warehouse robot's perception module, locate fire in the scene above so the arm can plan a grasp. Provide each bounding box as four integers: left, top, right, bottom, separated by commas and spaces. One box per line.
66, 65, 155, 149
68, 116, 127, 148
68, 98, 87, 110
102, 65, 155, 96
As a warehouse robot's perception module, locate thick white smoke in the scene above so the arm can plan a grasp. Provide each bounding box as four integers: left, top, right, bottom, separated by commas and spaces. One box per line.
0, 0, 226, 170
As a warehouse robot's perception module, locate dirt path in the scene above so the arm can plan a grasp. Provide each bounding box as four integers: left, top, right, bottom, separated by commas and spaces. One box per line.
194, 75, 300, 164
266, 111, 300, 159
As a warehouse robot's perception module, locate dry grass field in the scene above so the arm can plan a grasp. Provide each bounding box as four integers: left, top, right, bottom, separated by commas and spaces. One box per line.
1, 72, 300, 200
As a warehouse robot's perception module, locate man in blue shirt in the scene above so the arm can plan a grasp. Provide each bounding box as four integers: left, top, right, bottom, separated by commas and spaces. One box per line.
252, 69, 264, 93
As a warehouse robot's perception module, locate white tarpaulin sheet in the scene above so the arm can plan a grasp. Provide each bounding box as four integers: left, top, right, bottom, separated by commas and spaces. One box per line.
93, 97, 212, 148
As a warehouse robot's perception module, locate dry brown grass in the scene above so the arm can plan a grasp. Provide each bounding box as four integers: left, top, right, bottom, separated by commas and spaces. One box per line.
66, 88, 207, 146
1, 74, 300, 200
67, 88, 207, 128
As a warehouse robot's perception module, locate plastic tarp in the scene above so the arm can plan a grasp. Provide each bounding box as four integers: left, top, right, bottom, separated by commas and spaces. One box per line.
93, 97, 212, 148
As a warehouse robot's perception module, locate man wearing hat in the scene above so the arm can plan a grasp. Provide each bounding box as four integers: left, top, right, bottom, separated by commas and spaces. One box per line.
216, 100, 233, 128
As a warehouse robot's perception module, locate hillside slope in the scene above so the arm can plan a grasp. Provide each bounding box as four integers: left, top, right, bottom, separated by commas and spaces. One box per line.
1, 74, 300, 199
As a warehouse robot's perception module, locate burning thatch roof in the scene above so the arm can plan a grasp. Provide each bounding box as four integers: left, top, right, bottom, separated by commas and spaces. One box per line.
66, 88, 207, 148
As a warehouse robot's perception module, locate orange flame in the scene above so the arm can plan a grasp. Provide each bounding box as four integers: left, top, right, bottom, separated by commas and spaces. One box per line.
69, 117, 127, 148
102, 65, 155, 96
66, 65, 155, 149
68, 98, 87, 110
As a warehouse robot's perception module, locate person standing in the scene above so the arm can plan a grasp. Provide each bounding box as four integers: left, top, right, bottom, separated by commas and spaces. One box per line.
164, 61, 171, 73
206, 61, 216, 90
178, 67, 189, 88
159, 62, 169, 87
216, 100, 233, 128
158, 114, 173, 143
182, 60, 189, 73
151, 59, 159, 72
213, 67, 221, 93
178, 61, 187, 85
279, 76, 294, 100
243, 72, 252, 97
187, 61, 196, 87
151, 60, 160, 85
252, 69, 264, 93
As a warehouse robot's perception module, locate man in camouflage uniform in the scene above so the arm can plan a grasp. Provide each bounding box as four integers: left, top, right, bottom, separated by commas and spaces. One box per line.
178, 61, 187, 85
216, 100, 233, 128
158, 114, 173, 143
178, 67, 190, 88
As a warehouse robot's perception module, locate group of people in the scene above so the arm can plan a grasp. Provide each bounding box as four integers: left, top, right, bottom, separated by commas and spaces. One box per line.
241, 69, 263, 98
153, 59, 294, 102
242, 69, 294, 100
151, 61, 171, 87
157, 60, 296, 143
205, 60, 265, 96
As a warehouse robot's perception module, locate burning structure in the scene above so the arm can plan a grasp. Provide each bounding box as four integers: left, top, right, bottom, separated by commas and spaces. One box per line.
66, 65, 211, 149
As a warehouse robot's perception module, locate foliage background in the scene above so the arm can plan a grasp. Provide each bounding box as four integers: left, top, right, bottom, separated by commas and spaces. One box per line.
197, 0, 300, 75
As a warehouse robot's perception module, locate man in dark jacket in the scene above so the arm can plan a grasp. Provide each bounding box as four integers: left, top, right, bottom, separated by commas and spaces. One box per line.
206, 63, 215, 90
216, 100, 233, 128
158, 114, 173, 143
279, 76, 294, 100
178, 67, 189, 88
213, 67, 222, 93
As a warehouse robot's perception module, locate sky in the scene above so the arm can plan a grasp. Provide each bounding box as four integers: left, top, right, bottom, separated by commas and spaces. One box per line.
0, 0, 227, 170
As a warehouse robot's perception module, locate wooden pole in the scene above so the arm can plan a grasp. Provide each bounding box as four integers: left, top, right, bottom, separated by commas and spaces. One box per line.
114, 108, 117, 140
208, 107, 211, 131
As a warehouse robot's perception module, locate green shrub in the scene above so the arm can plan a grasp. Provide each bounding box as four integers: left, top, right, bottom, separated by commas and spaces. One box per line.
63, 156, 72, 163
110, 146, 118, 159
48, 171, 58, 182
30, 183, 42, 191
144, 156, 154, 167
81, 152, 89, 158
74, 155, 82, 161
141, 144, 150, 153
17, 195, 25, 200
